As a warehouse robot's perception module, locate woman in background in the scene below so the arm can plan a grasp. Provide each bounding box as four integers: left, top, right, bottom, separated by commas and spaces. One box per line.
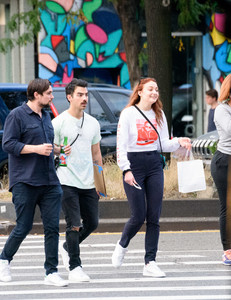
211, 73, 231, 265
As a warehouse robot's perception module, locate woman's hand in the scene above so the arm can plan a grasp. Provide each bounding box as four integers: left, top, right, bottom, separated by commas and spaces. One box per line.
124, 171, 138, 187
178, 137, 192, 151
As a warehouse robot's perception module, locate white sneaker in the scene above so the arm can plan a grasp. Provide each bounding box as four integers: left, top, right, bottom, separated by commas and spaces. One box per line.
143, 261, 166, 278
44, 272, 68, 287
111, 240, 128, 268
68, 266, 90, 282
0, 259, 11, 282
59, 241, 69, 271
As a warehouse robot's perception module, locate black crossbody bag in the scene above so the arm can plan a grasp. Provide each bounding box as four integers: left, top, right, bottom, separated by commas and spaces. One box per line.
134, 105, 166, 169
54, 113, 84, 170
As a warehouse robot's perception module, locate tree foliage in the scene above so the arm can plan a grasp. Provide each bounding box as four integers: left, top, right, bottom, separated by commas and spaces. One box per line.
174, 0, 218, 28
0, 0, 44, 53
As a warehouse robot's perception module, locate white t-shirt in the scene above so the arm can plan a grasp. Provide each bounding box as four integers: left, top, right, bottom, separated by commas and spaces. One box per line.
117, 106, 180, 171
52, 110, 101, 189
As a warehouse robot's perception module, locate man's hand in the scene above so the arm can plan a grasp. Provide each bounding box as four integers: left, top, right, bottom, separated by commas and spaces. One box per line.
54, 144, 72, 156
37, 143, 53, 156
63, 144, 71, 156
21, 143, 53, 156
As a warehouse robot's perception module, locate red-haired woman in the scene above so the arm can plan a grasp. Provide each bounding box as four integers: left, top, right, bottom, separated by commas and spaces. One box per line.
211, 73, 231, 265
112, 78, 191, 277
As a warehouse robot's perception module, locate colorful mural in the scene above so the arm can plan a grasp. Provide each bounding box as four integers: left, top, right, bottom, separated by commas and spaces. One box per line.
203, 12, 231, 87
38, 0, 130, 88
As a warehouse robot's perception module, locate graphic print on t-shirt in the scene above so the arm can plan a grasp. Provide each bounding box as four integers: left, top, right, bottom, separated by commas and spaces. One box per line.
136, 119, 158, 145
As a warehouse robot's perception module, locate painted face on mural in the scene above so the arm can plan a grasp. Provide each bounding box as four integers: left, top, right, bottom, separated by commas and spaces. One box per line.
68, 86, 88, 111
139, 81, 159, 106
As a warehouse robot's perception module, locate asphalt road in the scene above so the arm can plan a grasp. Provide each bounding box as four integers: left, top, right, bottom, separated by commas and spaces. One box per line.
0, 230, 230, 300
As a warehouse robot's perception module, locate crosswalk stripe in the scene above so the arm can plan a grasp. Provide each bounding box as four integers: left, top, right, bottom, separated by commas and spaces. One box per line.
0, 276, 230, 286
21, 297, 231, 300
12, 255, 206, 262
8, 261, 223, 269
1, 285, 231, 295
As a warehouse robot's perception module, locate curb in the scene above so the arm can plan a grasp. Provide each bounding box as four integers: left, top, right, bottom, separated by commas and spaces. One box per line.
0, 198, 220, 234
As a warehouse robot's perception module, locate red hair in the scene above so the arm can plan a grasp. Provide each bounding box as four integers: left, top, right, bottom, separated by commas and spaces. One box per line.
125, 77, 163, 126
218, 73, 231, 102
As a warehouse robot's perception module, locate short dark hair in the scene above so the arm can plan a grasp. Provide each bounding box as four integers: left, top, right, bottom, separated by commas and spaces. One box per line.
65, 78, 88, 97
206, 89, 218, 100
27, 79, 51, 101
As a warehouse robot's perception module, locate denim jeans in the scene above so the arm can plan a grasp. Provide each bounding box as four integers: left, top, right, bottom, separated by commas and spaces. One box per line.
0, 183, 62, 275
211, 150, 231, 250
61, 185, 99, 270
120, 151, 164, 264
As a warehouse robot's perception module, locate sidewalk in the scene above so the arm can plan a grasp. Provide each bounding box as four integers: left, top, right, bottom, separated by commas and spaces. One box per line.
0, 198, 219, 234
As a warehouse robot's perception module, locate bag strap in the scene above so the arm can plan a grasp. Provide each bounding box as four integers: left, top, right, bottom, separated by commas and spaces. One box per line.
134, 104, 164, 159
69, 112, 84, 146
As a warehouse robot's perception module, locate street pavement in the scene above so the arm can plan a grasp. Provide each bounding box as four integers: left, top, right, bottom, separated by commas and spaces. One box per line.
0, 230, 231, 299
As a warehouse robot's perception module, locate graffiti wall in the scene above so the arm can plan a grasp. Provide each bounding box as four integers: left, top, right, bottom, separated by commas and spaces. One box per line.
203, 12, 231, 88
38, 0, 130, 88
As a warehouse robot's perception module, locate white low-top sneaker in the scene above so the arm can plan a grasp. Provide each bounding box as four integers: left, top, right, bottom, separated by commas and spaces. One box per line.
111, 240, 128, 268
59, 241, 69, 271
0, 259, 12, 282
143, 261, 166, 278
69, 266, 90, 282
44, 272, 68, 287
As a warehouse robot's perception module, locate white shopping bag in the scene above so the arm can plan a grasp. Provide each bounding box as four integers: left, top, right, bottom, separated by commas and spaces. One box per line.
177, 153, 206, 193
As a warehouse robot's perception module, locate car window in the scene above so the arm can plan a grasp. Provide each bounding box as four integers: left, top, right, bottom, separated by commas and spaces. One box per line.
98, 91, 130, 120
89, 92, 110, 126
52, 90, 69, 113
172, 89, 192, 119
0, 92, 27, 110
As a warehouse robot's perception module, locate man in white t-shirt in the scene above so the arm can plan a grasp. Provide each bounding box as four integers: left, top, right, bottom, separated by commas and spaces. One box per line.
52, 78, 102, 283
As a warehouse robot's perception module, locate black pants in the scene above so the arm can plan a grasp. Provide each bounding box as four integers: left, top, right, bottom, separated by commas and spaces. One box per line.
0, 183, 62, 275
120, 151, 164, 264
211, 150, 231, 250
61, 185, 99, 270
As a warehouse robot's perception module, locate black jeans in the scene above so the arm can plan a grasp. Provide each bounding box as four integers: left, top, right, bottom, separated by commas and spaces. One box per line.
211, 150, 231, 250
0, 183, 62, 275
120, 151, 164, 264
61, 185, 99, 270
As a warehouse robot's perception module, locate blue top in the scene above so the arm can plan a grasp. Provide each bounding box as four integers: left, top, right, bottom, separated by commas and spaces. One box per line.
207, 108, 216, 132
2, 103, 60, 190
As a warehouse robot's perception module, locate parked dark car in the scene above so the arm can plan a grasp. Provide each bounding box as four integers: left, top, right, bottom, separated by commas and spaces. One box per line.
0, 83, 131, 177
172, 84, 193, 137
0, 83, 28, 177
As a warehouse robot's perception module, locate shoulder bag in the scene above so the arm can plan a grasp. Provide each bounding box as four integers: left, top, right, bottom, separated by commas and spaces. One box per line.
134, 105, 166, 169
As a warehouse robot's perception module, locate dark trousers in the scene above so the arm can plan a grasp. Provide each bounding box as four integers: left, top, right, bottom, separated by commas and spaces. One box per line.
120, 151, 164, 264
0, 183, 62, 275
211, 150, 231, 250
61, 185, 99, 270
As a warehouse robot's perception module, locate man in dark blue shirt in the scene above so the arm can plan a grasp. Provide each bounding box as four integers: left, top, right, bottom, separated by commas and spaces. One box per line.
0, 79, 68, 287
205, 89, 218, 132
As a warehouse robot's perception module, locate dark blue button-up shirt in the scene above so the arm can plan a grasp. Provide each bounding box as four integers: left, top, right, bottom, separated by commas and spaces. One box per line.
2, 103, 60, 190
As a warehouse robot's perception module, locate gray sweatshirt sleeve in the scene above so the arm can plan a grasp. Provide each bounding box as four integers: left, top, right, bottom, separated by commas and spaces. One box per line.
214, 103, 231, 155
